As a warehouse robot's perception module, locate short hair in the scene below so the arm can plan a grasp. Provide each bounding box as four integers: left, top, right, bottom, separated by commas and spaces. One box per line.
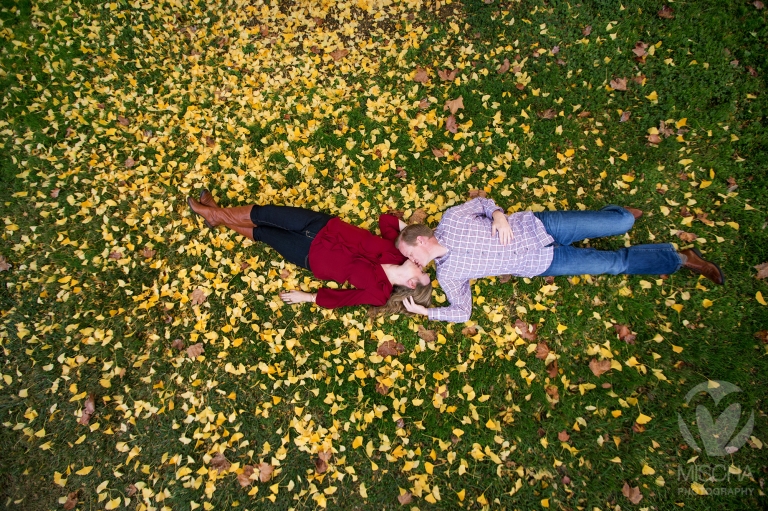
395, 224, 434, 247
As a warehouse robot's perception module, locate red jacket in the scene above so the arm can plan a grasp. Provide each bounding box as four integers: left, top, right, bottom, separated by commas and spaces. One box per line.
308, 214, 405, 308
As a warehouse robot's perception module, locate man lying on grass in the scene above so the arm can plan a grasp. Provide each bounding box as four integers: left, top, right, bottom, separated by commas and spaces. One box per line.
395, 197, 724, 323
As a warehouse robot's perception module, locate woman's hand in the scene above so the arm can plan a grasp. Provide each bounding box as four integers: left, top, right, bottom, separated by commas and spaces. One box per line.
491, 210, 513, 246
403, 296, 429, 316
280, 290, 316, 304
398, 219, 408, 231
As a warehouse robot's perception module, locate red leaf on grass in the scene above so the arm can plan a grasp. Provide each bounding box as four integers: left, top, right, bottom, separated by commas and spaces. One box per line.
558, 430, 570, 442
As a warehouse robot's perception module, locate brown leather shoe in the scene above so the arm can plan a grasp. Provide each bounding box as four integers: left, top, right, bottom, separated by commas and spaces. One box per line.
623, 206, 643, 220
680, 248, 725, 285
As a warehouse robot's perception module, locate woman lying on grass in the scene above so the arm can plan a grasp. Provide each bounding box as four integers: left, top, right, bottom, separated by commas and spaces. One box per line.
187, 190, 432, 315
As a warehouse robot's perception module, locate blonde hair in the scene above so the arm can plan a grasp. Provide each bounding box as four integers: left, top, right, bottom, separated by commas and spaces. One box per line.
369, 284, 432, 317
395, 224, 434, 248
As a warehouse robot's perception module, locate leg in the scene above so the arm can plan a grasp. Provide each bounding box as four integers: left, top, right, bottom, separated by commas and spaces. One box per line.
534, 205, 636, 246
251, 226, 314, 269
539, 243, 682, 276
249, 205, 333, 238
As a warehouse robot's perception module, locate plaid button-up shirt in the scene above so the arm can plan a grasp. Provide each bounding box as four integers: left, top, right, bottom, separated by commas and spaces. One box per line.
427, 198, 554, 323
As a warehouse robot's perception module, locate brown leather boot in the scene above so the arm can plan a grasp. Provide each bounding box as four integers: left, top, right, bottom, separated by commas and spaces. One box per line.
680, 248, 725, 285
623, 206, 643, 220
188, 198, 254, 228
197, 190, 218, 227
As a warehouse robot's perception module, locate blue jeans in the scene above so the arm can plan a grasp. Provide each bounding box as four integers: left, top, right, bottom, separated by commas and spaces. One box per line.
533, 206, 682, 276
249, 206, 333, 270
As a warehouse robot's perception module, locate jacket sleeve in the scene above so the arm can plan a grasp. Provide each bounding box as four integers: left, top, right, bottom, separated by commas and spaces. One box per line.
426, 277, 473, 323
378, 214, 402, 241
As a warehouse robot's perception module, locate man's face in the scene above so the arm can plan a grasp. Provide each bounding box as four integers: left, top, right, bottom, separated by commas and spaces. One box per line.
398, 237, 430, 269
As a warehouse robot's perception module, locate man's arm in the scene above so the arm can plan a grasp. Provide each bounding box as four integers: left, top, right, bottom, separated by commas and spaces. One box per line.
403, 277, 473, 323
449, 198, 513, 245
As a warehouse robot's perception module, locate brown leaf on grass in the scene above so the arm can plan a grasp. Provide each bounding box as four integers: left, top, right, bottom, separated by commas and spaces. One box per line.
676, 230, 697, 242
431, 147, 446, 158
205, 136, 216, 147
659, 121, 675, 137
498, 58, 510, 74
610, 77, 628, 91
620, 111, 631, 122
647, 134, 662, 144
50, 188, 60, 198
633, 74, 647, 85
589, 359, 611, 377
117, 116, 130, 126
258, 462, 273, 483
186, 343, 204, 359
109, 251, 122, 260
126, 484, 138, 497
0, 256, 10, 272
419, 98, 430, 110
141, 247, 156, 258
633, 42, 648, 58
726, 177, 738, 192
396, 418, 405, 428
514, 319, 537, 341
461, 325, 478, 337
679, 206, 692, 217
444, 96, 464, 115
413, 66, 429, 83
499, 274, 512, 284
545, 385, 559, 401
210, 453, 231, 473
395, 167, 407, 179
79, 393, 96, 425
468, 189, 487, 199
377, 340, 405, 357
622, 482, 644, 504
375, 382, 390, 395
754, 331, 768, 343
515, 82, 526, 90
190, 288, 207, 305
445, 115, 458, 133
259, 25, 269, 37
398, 492, 413, 505
577, 111, 592, 118
63, 491, 79, 510
538, 109, 556, 119
632, 422, 646, 433
237, 465, 254, 487
613, 324, 637, 344
754, 262, 768, 280
330, 48, 348, 61
438, 68, 458, 81
315, 451, 332, 474
756, 1, 765, 9
418, 325, 436, 342
582, 25, 592, 36
124, 157, 135, 168
658, 5, 675, 19
546, 360, 559, 378
280, 269, 291, 280
171, 338, 185, 350
697, 213, 715, 227
535, 342, 550, 360
552, 45, 560, 55
558, 430, 570, 442
562, 475, 571, 485
409, 208, 428, 224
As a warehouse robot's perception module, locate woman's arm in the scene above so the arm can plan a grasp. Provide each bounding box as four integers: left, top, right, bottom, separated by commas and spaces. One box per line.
279, 290, 316, 304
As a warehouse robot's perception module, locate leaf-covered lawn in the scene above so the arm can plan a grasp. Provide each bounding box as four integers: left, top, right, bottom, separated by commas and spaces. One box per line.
1, 0, 767, 509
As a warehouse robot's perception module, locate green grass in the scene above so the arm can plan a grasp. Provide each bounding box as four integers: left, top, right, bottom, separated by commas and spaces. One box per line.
1, 0, 767, 509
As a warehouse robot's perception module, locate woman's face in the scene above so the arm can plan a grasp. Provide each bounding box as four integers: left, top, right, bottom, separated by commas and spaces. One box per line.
401, 259, 431, 289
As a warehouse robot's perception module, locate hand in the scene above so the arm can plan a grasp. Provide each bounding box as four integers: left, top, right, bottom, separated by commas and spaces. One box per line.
398, 219, 408, 231
280, 290, 316, 304
402, 296, 429, 316
491, 210, 513, 246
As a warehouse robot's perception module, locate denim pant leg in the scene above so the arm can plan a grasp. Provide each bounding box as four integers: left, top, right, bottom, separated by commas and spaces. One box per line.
249, 206, 334, 270
533, 205, 636, 245
539, 243, 683, 276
